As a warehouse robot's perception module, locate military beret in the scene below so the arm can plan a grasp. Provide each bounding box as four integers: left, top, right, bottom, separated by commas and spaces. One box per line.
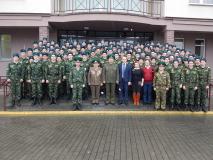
156, 45, 160, 48
46, 41, 50, 44
145, 42, 150, 45
126, 51, 132, 55
171, 45, 176, 48
67, 47, 71, 50
120, 50, 125, 53
74, 57, 82, 62
150, 40, 154, 43
41, 47, 47, 50
55, 47, 60, 50
164, 56, 169, 59
97, 41, 101, 44
144, 45, 150, 48
33, 52, 40, 56
176, 55, 181, 59
200, 57, 207, 62
188, 59, 195, 63
113, 51, 119, 55
151, 57, 156, 60
156, 41, 161, 44
135, 52, 140, 55
139, 57, 144, 60
34, 47, 39, 50
91, 49, 95, 52
174, 51, 179, 55
92, 59, 100, 64
81, 46, 86, 49
73, 39, 77, 42
33, 41, 38, 44
49, 48, 55, 52
57, 54, 63, 59
107, 47, 113, 51
55, 42, 59, 45
145, 53, 151, 57
102, 50, 107, 54
109, 40, 113, 42
50, 52, 57, 56
101, 39, 105, 41
81, 40, 86, 43
185, 49, 191, 52
116, 40, 120, 42
180, 49, 186, 52
20, 49, 26, 52
160, 56, 165, 59
107, 54, 115, 59
183, 57, 189, 61
61, 43, 65, 47
42, 52, 49, 56
82, 52, 87, 56
12, 53, 19, 58
29, 56, 34, 60
38, 40, 43, 43
67, 52, 73, 55
72, 46, 76, 49
169, 54, 175, 57
137, 47, 142, 50
28, 48, 33, 52
43, 37, 47, 40
158, 61, 166, 66
96, 46, 101, 50
195, 56, 201, 60
176, 48, 180, 51
173, 59, 179, 63
63, 52, 68, 56
188, 53, 194, 57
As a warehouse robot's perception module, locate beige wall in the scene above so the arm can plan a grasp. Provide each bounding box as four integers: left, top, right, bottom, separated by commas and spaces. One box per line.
0, 27, 39, 76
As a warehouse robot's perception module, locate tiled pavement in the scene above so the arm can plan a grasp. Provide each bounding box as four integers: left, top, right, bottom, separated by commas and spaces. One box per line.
0, 112, 213, 160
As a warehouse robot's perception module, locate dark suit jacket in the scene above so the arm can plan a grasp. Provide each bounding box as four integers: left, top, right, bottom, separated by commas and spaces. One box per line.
118, 63, 131, 83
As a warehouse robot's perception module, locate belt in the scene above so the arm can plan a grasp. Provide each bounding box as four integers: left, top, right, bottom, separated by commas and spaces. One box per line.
32, 75, 41, 77
186, 82, 195, 84
48, 74, 59, 76
12, 73, 20, 76
200, 80, 207, 82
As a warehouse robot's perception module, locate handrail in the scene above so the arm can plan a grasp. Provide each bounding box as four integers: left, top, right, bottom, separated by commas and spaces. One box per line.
0, 76, 10, 111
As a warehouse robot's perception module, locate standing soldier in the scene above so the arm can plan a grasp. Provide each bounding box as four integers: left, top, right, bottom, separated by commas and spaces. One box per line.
19, 49, 30, 100
102, 54, 119, 105
57, 54, 65, 100
28, 52, 45, 106
6, 53, 24, 107
88, 59, 103, 105
182, 59, 199, 112
41, 52, 49, 99
69, 57, 86, 111
197, 58, 211, 112
169, 59, 182, 111
46, 52, 62, 105
153, 61, 170, 111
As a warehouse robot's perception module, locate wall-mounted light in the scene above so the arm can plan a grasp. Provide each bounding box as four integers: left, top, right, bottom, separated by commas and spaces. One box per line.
84, 27, 89, 30
124, 28, 129, 31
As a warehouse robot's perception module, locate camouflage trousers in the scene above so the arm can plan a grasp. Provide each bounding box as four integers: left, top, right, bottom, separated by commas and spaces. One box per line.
31, 80, 42, 98
170, 84, 181, 105
58, 81, 64, 94
184, 86, 195, 105
65, 75, 71, 94
48, 79, 59, 98
198, 85, 208, 105
72, 82, 83, 104
10, 80, 21, 100
21, 80, 28, 95
155, 86, 167, 109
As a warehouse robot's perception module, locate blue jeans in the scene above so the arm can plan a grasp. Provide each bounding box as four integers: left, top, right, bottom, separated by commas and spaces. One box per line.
143, 82, 153, 103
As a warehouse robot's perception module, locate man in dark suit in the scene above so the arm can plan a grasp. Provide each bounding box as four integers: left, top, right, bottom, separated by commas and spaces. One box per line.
118, 56, 132, 105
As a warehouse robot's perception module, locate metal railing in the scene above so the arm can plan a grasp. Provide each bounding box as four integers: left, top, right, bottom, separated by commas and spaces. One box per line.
53, 0, 164, 17
0, 76, 10, 111
207, 79, 213, 111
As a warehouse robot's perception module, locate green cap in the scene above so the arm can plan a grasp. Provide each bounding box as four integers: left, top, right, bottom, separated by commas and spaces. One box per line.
74, 57, 82, 62
158, 61, 166, 66
92, 59, 100, 64
107, 54, 115, 59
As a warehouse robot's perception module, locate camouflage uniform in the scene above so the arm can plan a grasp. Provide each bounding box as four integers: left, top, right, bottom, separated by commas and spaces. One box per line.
64, 60, 74, 96
170, 66, 182, 105
58, 61, 65, 98
182, 67, 199, 106
28, 61, 44, 99
46, 61, 62, 99
153, 71, 170, 110
114, 58, 121, 65
6, 62, 24, 100
69, 67, 86, 105
81, 60, 90, 99
41, 60, 49, 98
197, 66, 211, 107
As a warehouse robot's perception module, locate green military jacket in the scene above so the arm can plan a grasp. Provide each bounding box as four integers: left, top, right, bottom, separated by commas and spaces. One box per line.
170, 66, 182, 86
182, 67, 199, 88
153, 71, 170, 88
58, 61, 65, 79
28, 61, 44, 80
100, 58, 108, 68
69, 67, 86, 85
164, 63, 172, 74
113, 58, 121, 65
46, 61, 62, 80
6, 62, 24, 81
197, 66, 211, 86
19, 57, 29, 80
41, 60, 48, 80
81, 60, 90, 74
102, 63, 119, 83
151, 64, 158, 73
126, 59, 134, 68
64, 60, 74, 76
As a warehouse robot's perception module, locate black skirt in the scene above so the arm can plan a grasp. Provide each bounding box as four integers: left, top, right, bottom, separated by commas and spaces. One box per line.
131, 69, 144, 91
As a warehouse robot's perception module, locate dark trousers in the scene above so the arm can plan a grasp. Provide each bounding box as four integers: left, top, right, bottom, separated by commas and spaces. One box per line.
119, 78, 128, 103
143, 82, 153, 103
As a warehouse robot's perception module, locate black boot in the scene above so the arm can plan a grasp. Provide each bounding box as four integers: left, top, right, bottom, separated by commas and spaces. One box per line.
184, 104, 188, 111
177, 105, 181, 111
38, 98, 43, 106
85, 93, 88, 100
53, 98, 59, 105
170, 104, 174, 111
196, 105, 200, 112
48, 98, 53, 105
24, 94, 30, 101
10, 100, 15, 107
31, 98, 36, 106
28, 95, 33, 101
189, 105, 194, 112
66, 94, 70, 101
202, 104, 207, 112
78, 103, 82, 111
73, 104, 77, 111
59, 93, 63, 100
17, 100, 21, 106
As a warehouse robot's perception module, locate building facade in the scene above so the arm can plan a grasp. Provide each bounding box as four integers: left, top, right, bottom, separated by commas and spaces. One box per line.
0, 0, 213, 75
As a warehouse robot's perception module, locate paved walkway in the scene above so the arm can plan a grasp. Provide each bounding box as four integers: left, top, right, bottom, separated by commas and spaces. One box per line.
0, 112, 213, 160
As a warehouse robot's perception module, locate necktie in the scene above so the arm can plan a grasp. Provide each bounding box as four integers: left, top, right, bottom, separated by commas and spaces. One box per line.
122, 64, 125, 78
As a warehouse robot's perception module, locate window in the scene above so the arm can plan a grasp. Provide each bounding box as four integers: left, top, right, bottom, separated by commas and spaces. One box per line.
195, 39, 205, 57
174, 38, 184, 49
189, 0, 213, 4
0, 34, 11, 60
